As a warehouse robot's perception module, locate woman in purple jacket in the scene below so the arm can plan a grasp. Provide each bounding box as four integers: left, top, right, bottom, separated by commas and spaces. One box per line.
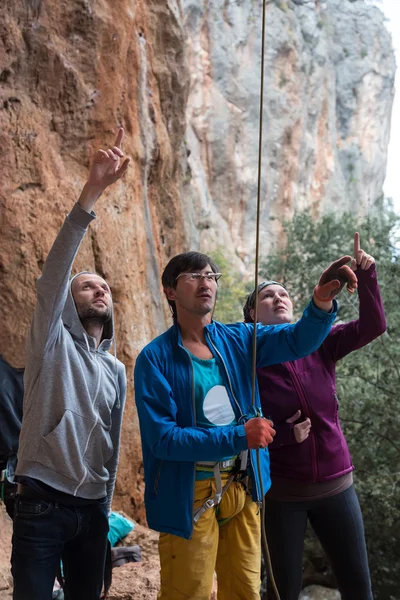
243, 234, 386, 600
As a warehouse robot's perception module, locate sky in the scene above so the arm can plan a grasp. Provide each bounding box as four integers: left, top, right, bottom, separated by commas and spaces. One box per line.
370, 0, 400, 213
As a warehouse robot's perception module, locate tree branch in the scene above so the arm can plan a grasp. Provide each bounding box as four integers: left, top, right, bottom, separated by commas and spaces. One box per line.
341, 418, 400, 454
336, 372, 397, 399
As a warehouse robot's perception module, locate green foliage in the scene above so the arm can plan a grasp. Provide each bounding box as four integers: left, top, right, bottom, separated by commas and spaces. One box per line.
274, 0, 289, 12
261, 204, 400, 599
209, 249, 253, 324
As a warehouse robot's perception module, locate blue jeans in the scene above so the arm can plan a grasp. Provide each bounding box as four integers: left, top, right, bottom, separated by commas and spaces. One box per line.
11, 496, 109, 600
264, 485, 373, 600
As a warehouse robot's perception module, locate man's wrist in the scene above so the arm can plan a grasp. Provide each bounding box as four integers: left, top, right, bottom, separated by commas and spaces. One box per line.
312, 290, 333, 312
77, 182, 105, 212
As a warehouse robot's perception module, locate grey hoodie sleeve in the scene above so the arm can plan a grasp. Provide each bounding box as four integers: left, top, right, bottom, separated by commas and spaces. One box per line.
105, 363, 127, 513
28, 203, 96, 356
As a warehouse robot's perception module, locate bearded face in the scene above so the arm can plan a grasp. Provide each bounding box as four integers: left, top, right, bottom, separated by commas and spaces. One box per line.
76, 302, 112, 324
71, 274, 113, 326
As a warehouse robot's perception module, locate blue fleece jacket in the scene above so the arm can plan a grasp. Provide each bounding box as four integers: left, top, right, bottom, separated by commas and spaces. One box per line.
134, 299, 337, 539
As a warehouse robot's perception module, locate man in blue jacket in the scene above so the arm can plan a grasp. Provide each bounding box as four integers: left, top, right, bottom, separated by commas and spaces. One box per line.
134, 251, 356, 600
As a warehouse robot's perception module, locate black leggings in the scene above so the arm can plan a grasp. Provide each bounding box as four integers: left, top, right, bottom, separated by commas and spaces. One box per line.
264, 485, 373, 600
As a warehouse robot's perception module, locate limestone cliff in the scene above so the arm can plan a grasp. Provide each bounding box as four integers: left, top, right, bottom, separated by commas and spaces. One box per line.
181, 0, 396, 266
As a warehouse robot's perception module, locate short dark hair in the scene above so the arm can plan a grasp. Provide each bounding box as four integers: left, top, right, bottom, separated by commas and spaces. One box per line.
162, 251, 219, 321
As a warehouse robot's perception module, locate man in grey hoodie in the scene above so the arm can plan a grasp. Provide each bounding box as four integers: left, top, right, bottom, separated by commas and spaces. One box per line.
11, 129, 130, 600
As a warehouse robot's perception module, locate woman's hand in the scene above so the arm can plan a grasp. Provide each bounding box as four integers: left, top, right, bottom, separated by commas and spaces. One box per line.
286, 410, 311, 443
351, 232, 375, 271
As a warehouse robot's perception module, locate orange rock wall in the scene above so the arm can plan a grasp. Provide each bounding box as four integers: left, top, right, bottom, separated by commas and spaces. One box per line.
0, 0, 189, 521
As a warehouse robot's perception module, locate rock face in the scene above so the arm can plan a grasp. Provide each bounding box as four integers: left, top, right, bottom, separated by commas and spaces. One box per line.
0, 505, 12, 598
299, 586, 340, 600
0, 0, 189, 521
0, 0, 395, 525
181, 0, 395, 265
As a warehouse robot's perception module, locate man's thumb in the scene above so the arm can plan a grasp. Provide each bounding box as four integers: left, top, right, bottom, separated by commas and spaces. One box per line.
286, 409, 301, 424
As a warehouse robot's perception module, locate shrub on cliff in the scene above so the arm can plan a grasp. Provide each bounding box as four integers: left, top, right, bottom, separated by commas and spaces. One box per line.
209, 249, 253, 324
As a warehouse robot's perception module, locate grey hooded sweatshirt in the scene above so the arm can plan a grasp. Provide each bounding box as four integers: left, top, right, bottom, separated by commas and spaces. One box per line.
16, 203, 126, 511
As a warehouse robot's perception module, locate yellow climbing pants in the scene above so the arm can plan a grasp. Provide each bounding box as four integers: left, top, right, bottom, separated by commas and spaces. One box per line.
158, 475, 261, 600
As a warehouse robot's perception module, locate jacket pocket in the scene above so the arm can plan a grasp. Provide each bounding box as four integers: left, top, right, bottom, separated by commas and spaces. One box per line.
38, 410, 95, 482
15, 498, 54, 519
85, 423, 114, 482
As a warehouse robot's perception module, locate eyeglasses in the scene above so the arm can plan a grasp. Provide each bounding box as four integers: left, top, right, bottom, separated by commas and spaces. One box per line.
175, 272, 222, 283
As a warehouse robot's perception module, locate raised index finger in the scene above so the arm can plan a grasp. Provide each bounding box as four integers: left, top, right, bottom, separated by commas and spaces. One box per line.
354, 232, 360, 257
114, 127, 124, 149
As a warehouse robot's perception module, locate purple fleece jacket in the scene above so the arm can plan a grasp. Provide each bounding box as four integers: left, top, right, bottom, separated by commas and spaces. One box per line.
257, 264, 386, 483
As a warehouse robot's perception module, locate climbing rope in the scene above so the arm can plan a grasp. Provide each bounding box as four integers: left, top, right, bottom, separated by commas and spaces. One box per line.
251, 1, 281, 599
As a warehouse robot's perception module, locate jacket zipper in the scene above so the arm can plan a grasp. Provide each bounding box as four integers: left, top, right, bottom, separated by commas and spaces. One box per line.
334, 393, 339, 421
205, 333, 262, 502
190, 353, 196, 528
285, 361, 318, 482
74, 351, 102, 496
181, 347, 198, 529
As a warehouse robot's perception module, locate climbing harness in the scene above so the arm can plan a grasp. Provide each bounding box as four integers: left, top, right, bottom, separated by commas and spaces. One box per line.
193, 451, 248, 523
251, 1, 281, 598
